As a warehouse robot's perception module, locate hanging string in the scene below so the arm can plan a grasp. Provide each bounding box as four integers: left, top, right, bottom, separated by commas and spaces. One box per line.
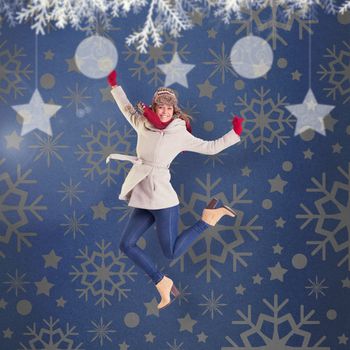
249, 0, 253, 35
35, 33, 38, 89
308, 14, 312, 89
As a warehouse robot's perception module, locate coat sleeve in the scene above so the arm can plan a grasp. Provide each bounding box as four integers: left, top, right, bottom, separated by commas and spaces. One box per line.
110, 86, 145, 131
181, 129, 241, 155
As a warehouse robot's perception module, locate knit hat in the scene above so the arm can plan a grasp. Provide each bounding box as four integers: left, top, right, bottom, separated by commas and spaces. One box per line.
150, 87, 193, 134
152, 87, 178, 107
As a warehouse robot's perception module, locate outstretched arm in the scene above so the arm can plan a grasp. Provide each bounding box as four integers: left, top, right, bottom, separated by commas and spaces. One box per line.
182, 116, 243, 154
107, 70, 144, 130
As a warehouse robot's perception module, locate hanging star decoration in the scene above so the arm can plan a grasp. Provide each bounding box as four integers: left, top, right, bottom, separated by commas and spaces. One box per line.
286, 88, 335, 136
11, 89, 61, 136
157, 52, 195, 88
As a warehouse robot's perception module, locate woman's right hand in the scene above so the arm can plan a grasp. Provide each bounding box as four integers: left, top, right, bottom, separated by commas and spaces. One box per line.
136, 101, 146, 112
107, 70, 118, 87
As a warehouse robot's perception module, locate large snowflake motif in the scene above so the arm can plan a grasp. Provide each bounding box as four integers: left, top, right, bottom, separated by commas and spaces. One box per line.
232, 0, 318, 50
80, 13, 121, 39
318, 40, 350, 104
235, 87, 295, 154
170, 173, 262, 282
69, 239, 137, 308
223, 294, 330, 349
0, 1, 21, 30
203, 42, 238, 84
19, 316, 83, 350
63, 83, 92, 116
0, 40, 32, 103
29, 131, 70, 168
123, 32, 191, 86
75, 119, 135, 187
296, 164, 350, 271
0, 158, 47, 257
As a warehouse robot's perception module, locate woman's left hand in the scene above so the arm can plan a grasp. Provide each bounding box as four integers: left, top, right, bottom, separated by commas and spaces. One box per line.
232, 115, 244, 135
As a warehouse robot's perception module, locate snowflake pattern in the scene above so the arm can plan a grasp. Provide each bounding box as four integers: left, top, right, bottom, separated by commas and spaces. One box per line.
63, 83, 92, 117
123, 32, 191, 86
232, 1, 318, 50
19, 316, 83, 350
80, 13, 121, 39
3, 269, 30, 296
179, 100, 200, 123
199, 289, 227, 319
9, 1, 345, 54
69, 240, 137, 307
75, 119, 135, 186
318, 40, 350, 104
170, 173, 262, 282
0, 1, 23, 29
57, 178, 85, 207
87, 317, 116, 346
223, 293, 330, 349
203, 151, 229, 168
0, 40, 32, 103
305, 275, 329, 299
0, 158, 47, 256
202, 42, 238, 83
111, 202, 135, 222
166, 338, 184, 350
296, 164, 350, 271
175, 282, 191, 305
29, 131, 70, 168
0, 3, 349, 347
60, 210, 89, 239
235, 87, 296, 154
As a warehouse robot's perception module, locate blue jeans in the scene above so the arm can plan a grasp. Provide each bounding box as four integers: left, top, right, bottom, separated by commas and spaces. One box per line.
119, 204, 209, 285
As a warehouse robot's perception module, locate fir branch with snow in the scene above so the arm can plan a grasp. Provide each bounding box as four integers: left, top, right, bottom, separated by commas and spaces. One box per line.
126, 0, 194, 53
213, 0, 253, 23
0, 0, 24, 27
339, 0, 350, 13
3, 0, 350, 53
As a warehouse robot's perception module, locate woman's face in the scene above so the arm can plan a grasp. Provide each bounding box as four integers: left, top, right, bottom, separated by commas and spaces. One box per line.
155, 104, 174, 123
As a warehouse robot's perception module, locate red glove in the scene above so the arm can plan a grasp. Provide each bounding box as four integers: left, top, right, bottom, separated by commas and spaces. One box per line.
232, 115, 244, 135
137, 102, 192, 133
107, 70, 118, 87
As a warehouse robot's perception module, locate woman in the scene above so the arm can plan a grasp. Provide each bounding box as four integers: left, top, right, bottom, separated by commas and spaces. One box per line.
106, 70, 243, 310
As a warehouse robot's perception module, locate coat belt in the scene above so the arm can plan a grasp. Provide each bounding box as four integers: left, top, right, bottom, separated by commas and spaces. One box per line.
107, 153, 169, 169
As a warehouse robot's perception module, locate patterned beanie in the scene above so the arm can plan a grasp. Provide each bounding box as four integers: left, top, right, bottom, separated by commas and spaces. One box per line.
152, 87, 178, 107
149, 86, 193, 134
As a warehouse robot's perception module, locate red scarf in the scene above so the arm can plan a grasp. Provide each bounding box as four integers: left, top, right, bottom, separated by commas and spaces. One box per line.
142, 104, 192, 133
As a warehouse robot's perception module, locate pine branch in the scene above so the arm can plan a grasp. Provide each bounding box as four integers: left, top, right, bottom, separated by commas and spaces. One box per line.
156, 0, 193, 37
322, 0, 340, 14
125, 0, 162, 53
339, 0, 350, 13
7, 0, 350, 53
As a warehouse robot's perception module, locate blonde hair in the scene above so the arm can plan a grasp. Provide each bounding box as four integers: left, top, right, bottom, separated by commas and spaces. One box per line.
151, 87, 192, 124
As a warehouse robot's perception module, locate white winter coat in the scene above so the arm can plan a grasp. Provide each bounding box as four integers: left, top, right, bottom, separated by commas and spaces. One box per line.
107, 86, 241, 209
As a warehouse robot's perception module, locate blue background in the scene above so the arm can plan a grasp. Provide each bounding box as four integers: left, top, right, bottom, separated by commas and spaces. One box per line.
0, 4, 350, 350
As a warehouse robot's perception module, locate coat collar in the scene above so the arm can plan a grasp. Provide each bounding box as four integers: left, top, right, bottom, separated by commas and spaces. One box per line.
143, 118, 186, 133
